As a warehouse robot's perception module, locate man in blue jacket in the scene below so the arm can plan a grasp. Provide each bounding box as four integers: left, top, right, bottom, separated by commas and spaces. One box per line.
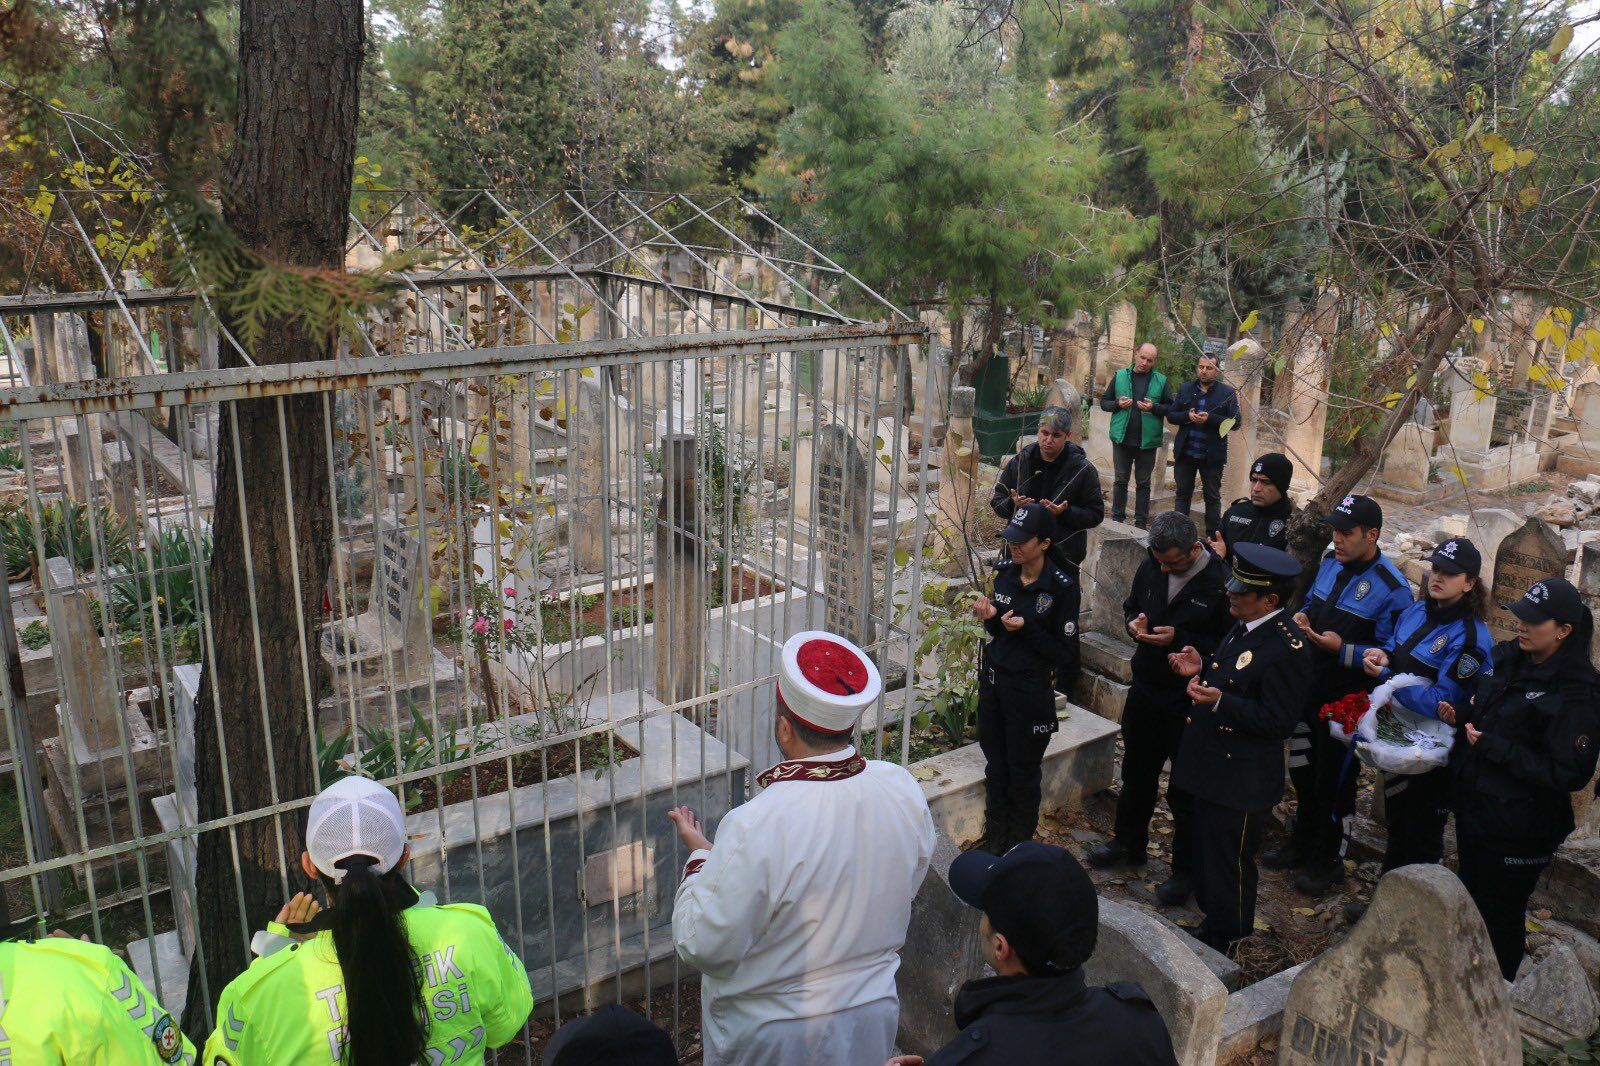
1167, 353, 1241, 539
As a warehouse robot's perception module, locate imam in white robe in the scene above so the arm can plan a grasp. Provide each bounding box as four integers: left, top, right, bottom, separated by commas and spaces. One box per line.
672, 745, 936, 1066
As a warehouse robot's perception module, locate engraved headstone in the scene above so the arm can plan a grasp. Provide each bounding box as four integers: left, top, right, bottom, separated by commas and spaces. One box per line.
370, 519, 431, 662
654, 436, 707, 707
815, 424, 874, 647
1278, 865, 1519, 1065
1487, 517, 1567, 644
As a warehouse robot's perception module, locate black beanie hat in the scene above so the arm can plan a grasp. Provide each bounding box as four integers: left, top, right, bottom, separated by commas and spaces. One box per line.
1251, 453, 1293, 495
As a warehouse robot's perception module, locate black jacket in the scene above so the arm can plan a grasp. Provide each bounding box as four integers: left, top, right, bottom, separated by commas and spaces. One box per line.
1122, 549, 1233, 691
1166, 379, 1241, 467
1218, 495, 1293, 555
1451, 638, 1600, 856
1171, 612, 1312, 812
924, 971, 1178, 1066
991, 441, 1104, 570
984, 556, 1081, 687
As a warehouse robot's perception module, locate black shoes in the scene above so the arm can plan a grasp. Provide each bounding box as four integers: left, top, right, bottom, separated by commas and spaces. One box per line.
1260, 842, 1308, 870
1156, 874, 1194, 907
1294, 861, 1346, 897
1086, 840, 1147, 870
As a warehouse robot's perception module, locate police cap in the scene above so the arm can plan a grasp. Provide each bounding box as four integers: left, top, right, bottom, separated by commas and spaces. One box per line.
1000, 501, 1053, 544
1428, 537, 1481, 577
949, 842, 1098, 975
1329, 493, 1383, 532
1226, 542, 1301, 594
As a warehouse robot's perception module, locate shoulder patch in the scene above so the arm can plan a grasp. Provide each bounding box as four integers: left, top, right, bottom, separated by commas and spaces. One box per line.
1104, 981, 1154, 1004
1454, 652, 1482, 681
152, 1014, 184, 1062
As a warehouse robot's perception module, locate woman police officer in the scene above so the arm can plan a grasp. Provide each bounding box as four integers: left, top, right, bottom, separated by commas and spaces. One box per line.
971, 502, 1082, 852
203, 776, 533, 1065
1358, 538, 1494, 880
1448, 577, 1600, 980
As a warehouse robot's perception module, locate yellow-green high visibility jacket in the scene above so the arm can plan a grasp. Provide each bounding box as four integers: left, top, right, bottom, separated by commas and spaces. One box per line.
0, 937, 197, 1064
202, 896, 532, 1065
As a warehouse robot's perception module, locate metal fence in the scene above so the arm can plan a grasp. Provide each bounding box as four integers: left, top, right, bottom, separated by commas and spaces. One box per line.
0, 189, 940, 1055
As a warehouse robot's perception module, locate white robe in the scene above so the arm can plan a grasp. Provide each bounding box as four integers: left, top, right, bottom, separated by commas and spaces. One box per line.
672, 746, 936, 1066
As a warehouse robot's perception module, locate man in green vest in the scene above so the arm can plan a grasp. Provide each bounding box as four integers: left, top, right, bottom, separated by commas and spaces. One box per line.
1097, 343, 1173, 529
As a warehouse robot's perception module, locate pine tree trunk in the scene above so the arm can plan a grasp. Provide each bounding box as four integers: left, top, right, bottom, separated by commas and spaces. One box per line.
181, 0, 363, 1037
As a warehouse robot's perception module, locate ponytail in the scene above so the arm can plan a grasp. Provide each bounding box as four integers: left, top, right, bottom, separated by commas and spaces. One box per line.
322, 857, 426, 1066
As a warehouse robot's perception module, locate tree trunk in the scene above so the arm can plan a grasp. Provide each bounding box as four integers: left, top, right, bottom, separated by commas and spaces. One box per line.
959, 289, 1004, 386
1283, 302, 1469, 599
182, 0, 363, 1037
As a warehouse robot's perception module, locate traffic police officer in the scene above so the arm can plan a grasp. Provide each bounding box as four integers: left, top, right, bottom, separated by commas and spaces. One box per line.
1358, 537, 1493, 879
1169, 543, 1309, 953
1087, 511, 1232, 910
972, 502, 1082, 852
1265, 494, 1411, 897
0, 932, 196, 1063
1210, 453, 1295, 559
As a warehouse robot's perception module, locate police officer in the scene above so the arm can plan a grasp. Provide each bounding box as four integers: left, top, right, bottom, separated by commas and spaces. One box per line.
0, 932, 196, 1063
1264, 494, 1412, 898
1451, 578, 1600, 980
990, 406, 1105, 572
972, 502, 1082, 851
204, 776, 533, 1065
1357, 537, 1493, 885
1209, 453, 1295, 560
1087, 511, 1232, 910
1168, 543, 1310, 953
884, 842, 1178, 1065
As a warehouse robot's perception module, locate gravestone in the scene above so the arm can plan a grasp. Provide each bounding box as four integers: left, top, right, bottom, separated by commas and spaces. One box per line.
654, 436, 707, 708
1487, 517, 1567, 644
1511, 943, 1599, 1048
1278, 865, 1519, 1065
572, 375, 611, 573
371, 521, 431, 660
814, 424, 874, 647
1374, 421, 1435, 499
1088, 521, 1147, 639
938, 387, 981, 546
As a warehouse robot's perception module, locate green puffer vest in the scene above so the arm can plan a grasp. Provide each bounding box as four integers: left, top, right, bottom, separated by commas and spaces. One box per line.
1109, 366, 1167, 449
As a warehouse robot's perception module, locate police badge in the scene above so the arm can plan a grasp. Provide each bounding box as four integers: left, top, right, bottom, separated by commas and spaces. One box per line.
1236, 650, 1253, 670
1430, 632, 1449, 655
1037, 593, 1053, 613
1268, 519, 1285, 537
152, 1015, 184, 1063
1354, 579, 1371, 601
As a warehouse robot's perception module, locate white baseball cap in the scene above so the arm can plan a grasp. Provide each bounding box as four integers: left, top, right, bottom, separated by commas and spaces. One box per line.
305, 776, 408, 883
777, 630, 882, 734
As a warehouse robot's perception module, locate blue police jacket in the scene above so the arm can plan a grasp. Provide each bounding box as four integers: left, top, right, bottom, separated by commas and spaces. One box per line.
1302, 551, 1413, 695
1372, 599, 1493, 719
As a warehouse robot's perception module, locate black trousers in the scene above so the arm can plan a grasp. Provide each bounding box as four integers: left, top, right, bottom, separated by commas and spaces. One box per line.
1380, 767, 1449, 872
1190, 799, 1267, 949
1457, 839, 1553, 980
1173, 457, 1224, 536
1287, 717, 1359, 868
977, 672, 1057, 850
1113, 683, 1195, 874
1111, 442, 1157, 526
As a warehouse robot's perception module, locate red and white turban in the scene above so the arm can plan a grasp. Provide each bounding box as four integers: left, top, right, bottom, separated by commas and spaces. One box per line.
777, 630, 882, 734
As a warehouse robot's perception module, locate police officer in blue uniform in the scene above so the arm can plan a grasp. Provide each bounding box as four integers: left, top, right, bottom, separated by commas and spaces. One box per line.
972, 502, 1082, 852
1358, 537, 1493, 880
1264, 495, 1412, 897
1168, 543, 1310, 953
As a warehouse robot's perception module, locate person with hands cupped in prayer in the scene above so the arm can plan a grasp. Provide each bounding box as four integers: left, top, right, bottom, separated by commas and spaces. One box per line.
1448, 577, 1600, 981
970, 502, 1082, 853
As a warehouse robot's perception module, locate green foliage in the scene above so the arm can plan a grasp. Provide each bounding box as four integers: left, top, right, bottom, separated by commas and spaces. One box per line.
0, 499, 132, 581
18, 619, 50, 651
1525, 1032, 1600, 1064
108, 527, 211, 662
318, 701, 500, 812
0, 445, 21, 470
908, 579, 986, 749
439, 441, 490, 508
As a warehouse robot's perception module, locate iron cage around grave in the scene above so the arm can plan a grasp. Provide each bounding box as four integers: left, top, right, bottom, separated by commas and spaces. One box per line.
0, 185, 950, 1042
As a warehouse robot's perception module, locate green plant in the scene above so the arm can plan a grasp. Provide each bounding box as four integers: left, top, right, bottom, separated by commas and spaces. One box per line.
318, 701, 499, 811
907, 579, 986, 750
18, 619, 50, 650
0, 499, 133, 581
1525, 1033, 1600, 1064
440, 440, 489, 508
0, 444, 21, 470
107, 527, 211, 663
1009, 382, 1050, 411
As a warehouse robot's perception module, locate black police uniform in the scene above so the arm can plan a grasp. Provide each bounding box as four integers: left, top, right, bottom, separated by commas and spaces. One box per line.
980, 555, 1082, 850
1107, 547, 1232, 875
1170, 545, 1310, 950
1218, 495, 1293, 555
1451, 624, 1600, 979
922, 970, 1179, 1066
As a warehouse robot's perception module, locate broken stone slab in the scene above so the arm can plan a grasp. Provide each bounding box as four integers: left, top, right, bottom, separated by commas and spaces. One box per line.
1149, 909, 1243, 991
1085, 897, 1227, 1066
1538, 919, 1600, 994
1218, 962, 1307, 1063
1279, 864, 1519, 1064
894, 830, 987, 1058
1512, 943, 1599, 1048
1079, 630, 1135, 685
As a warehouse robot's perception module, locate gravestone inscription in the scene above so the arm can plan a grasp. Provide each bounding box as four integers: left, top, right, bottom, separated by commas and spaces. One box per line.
815, 424, 874, 647
1487, 517, 1567, 644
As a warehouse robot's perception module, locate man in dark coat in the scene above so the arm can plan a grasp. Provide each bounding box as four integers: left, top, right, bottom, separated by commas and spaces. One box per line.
1167, 353, 1241, 538
990, 406, 1104, 572
1211, 453, 1295, 559
886, 843, 1178, 1066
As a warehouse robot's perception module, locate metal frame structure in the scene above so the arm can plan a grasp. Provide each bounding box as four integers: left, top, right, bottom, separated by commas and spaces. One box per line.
0, 182, 941, 1055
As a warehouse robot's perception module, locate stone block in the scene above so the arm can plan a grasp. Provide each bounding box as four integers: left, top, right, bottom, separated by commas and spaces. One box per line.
1080, 631, 1135, 684
1149, 909, 1243, 990
1084, 898, 1228, 1066
1512, 944, 1600, 1047
895, 831, 988, 1057
1279, 865, 1520, 1064
1072, 671, 1129, 723
127, 930, 188, 1022
1218, 962, 1306, 1063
